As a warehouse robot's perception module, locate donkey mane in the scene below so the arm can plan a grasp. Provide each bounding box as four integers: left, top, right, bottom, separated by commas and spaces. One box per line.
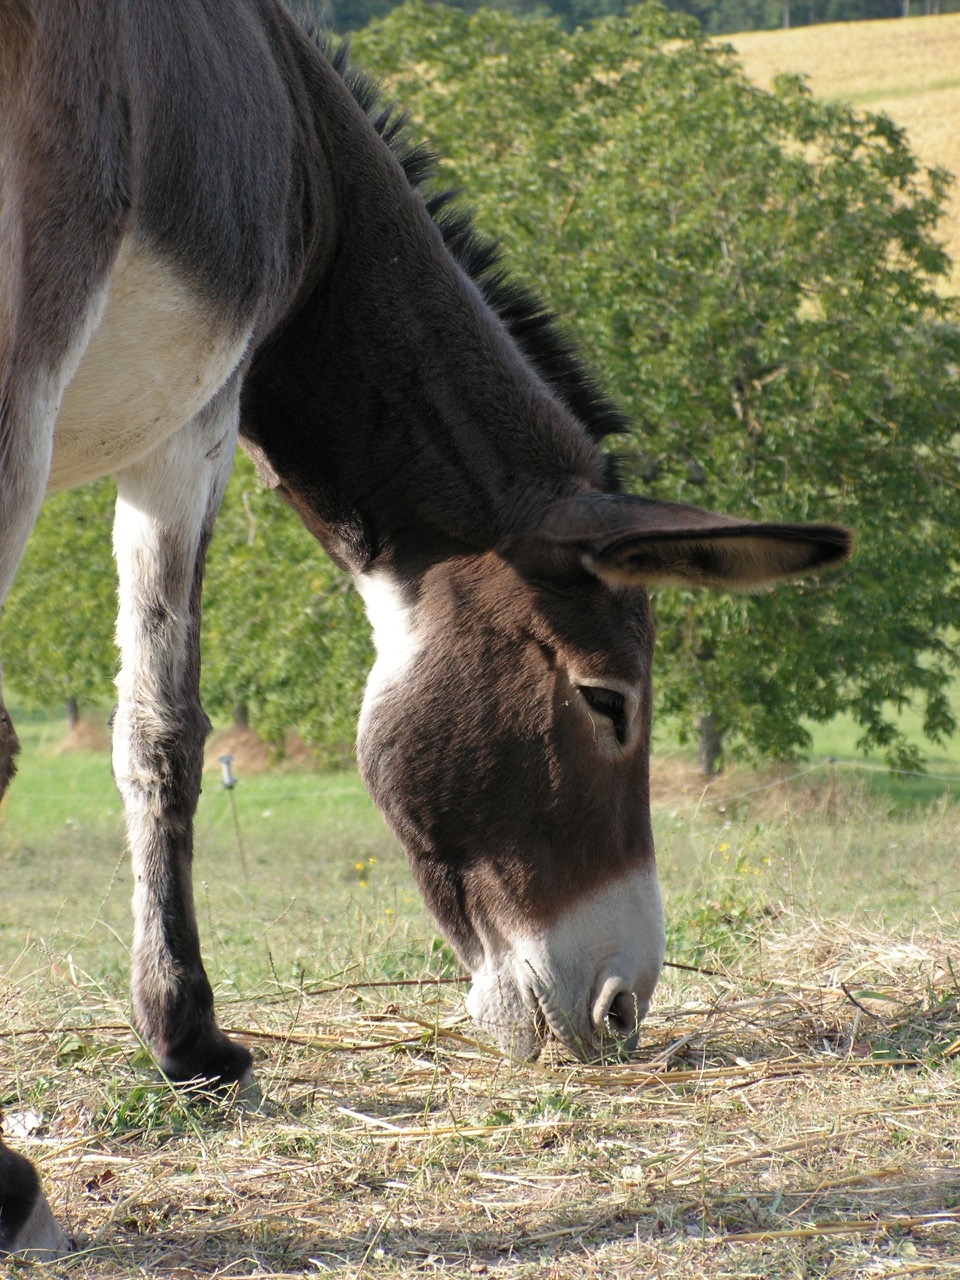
322, 36, 630, 452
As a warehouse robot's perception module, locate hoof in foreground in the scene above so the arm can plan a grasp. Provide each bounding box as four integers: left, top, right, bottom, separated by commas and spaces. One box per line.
234, 1070, 276, 1116
1, 1185, 75, 1261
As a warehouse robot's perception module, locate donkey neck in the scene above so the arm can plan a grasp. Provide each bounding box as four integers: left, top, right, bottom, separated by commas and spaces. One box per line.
241, 41, 608, 574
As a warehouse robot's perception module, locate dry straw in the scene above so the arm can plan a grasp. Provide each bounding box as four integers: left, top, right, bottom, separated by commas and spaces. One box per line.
3, 907, 959, 1278
3, 757, 959, 1275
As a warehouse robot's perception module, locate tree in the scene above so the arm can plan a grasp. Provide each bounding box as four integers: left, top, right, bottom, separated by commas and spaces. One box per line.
1, 481, 118, 720
355, 0, 960, 767
6, 3, 960, 770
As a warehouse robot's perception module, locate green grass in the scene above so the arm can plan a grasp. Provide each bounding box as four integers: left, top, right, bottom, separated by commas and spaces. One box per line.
802, 691, 960, 812
4, 705, 960, 990
849, 74, 960, 105
0, 709, 452, 1003
3, 711, 960, 1277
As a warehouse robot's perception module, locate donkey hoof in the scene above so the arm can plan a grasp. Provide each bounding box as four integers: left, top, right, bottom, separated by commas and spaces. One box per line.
2, 1185, 76, 1260
232, 1069, 275, 1115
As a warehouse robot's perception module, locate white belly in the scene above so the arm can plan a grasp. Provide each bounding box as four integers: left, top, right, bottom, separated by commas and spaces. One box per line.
48, 239, 251, 491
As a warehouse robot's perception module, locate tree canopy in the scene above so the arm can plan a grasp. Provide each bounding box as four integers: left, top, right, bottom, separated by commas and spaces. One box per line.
354, 1, 960, 767
4, 2, 959, 770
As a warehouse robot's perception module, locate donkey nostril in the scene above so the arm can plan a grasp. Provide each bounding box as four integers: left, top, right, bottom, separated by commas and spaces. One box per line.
591, 976, 649, 1057
602, 990, 639, 1040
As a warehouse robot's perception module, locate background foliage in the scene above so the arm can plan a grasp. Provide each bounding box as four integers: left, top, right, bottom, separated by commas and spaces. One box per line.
1, 481, 116, 718
1, 460, 371, 761
355, 1, 960, 767
200, 456, 371, 761
3, 2, 959, 768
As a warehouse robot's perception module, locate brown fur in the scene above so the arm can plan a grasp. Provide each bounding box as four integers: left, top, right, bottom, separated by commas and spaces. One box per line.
0, 698, 19, 797
0, 0, 35, 94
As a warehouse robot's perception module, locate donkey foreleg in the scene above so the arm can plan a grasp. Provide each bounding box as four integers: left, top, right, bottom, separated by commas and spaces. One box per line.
0, 484, 74, 1258
112, 384, 249, 1085
0, 384, 71, 1253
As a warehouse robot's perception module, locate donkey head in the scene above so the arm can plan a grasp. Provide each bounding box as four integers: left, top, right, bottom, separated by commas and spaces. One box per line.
356, 493, 849, 1060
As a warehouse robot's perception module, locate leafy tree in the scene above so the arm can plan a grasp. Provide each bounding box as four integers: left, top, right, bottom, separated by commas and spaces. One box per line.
355, 0, 960, 767
6, 3, 960, 773
1, 481, 117, 721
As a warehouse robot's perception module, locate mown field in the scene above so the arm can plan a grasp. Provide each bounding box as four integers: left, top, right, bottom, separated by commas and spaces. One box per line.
2, 707, 960, 1278
729, 13, 960, 290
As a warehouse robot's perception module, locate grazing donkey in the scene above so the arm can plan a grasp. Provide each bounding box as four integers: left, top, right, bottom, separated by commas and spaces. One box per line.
0, 0, 850, 1256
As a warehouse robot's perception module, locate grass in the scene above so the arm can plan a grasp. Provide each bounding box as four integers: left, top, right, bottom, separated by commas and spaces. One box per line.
3, 712, 960, 1276
727, 13, 960, 291
0, 717, 441, 995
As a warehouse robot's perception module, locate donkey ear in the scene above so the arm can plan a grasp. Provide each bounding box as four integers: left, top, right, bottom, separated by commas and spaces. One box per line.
519, 494, 851, 589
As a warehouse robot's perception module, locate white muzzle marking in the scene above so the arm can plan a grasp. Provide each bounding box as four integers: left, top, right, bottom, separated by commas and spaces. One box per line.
5, 1185, 73, 1260
465, 866, 665, 1059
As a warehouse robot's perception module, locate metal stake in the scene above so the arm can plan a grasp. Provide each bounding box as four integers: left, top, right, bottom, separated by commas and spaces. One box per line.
218, 753, 249, 881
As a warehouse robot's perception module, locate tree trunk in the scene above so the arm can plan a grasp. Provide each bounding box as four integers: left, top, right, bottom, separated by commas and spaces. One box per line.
66, 696, 79, 730
697, 713, 723, 776
233, 701, 250, 730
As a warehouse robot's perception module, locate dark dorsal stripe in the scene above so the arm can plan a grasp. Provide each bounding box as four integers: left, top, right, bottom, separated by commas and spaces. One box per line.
321, 35, 630, 451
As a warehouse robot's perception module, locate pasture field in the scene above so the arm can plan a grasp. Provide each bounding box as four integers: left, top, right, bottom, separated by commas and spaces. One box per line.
728, 13, 960, 290
2, 714, 960, 1277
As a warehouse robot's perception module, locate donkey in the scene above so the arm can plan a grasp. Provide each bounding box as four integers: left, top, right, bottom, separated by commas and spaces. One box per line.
0, 0, 850, 1257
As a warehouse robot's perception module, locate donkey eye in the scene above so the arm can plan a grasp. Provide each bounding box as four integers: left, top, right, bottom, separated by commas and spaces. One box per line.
578, 685, 628, 746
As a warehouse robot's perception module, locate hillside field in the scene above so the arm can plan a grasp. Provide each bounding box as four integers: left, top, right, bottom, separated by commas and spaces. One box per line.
729, 13, 960, 289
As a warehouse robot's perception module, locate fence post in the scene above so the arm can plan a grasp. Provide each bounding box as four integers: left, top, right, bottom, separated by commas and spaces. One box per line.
219, 753, 250, 880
